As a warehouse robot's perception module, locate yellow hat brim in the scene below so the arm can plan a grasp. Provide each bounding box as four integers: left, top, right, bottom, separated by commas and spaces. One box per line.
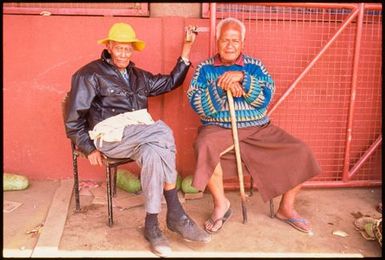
97, 38, 145, 51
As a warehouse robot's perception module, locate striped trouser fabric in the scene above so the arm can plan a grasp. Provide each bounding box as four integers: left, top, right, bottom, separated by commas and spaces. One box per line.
95, 120, 177, 214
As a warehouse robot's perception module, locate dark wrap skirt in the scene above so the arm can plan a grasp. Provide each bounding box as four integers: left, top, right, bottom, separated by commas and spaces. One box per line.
192, 123, 321, 202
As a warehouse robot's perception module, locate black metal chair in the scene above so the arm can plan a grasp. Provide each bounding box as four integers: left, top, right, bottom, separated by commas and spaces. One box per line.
62, 93, 134, 227
249, 177, 275, 218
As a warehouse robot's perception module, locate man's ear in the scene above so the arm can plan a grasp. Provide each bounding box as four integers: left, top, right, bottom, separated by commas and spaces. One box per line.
106, 42, 111, 54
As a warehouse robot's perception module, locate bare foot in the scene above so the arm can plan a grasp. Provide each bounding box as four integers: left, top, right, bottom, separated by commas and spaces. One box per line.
275, 209, 312, 233
205, 198, 231, 233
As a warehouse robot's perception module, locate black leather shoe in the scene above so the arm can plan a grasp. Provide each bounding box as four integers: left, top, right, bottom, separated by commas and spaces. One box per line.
144, 223, 172, 257
167, 214, 211, 243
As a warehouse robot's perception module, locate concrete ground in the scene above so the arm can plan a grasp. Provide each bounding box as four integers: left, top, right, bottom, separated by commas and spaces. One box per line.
3, 179, 382, 258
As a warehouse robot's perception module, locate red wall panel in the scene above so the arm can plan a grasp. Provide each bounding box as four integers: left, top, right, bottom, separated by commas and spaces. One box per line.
3, 11, 381, 186
3, 15, 209, 180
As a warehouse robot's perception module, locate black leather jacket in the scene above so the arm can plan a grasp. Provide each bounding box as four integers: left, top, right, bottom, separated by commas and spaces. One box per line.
65, 49, 190, 155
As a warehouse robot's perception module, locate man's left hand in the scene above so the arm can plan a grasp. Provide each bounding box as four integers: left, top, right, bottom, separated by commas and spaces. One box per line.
217, 71, 244, 93
229, 82, 244, 97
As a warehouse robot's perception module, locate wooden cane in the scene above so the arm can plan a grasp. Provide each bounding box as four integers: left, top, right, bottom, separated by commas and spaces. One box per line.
227, 90, 248, 224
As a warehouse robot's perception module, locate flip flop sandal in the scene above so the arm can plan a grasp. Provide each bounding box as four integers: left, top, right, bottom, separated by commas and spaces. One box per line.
205, 208, 233, 234
275, 215, 311, 233
374, 219, 382, 247
354, 216, 379, 241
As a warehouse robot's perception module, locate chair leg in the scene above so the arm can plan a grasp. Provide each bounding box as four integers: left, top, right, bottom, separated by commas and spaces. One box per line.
250, 176, 274, 218
269, 199, 275, 218
106, 165, 114, 227
112, 166, 117, 197
249, 176, 254, 197
72, 151, 81, 212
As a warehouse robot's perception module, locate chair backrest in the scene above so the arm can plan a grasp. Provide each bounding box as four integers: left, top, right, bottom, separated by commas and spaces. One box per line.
62, 93, 80, 154
61, 93, 70, 123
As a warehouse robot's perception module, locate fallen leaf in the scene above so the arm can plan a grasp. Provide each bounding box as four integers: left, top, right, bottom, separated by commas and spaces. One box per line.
351, 211, 363, 219
26, 223, 44, 236
332, 230, 349, 237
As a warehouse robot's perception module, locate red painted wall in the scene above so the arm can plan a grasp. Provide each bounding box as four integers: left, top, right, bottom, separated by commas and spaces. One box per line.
3, 15, 209, 180
3, 14, 381, 184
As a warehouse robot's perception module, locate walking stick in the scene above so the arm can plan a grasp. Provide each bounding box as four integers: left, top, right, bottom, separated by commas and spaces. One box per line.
227, 90, 248, 224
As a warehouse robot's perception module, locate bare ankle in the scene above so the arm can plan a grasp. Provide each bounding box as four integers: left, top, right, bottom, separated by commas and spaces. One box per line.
213, 197, 230, 210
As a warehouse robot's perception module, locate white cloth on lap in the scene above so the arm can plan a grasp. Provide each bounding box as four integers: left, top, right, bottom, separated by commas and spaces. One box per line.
89, 109, 154, 147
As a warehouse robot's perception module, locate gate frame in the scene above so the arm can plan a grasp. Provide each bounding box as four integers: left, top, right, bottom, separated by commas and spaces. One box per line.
208, 2, 382, 188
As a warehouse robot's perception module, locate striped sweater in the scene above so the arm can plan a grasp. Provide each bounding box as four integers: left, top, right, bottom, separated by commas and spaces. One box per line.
187, 54, 275, 128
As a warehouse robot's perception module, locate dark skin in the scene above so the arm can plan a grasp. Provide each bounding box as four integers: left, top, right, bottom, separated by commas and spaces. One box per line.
216, 23, 245, 97
87, 26, 197, 167
205, 22, 312, 234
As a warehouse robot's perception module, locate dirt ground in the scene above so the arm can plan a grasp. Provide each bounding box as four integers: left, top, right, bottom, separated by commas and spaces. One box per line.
3, 180, 61, 257
60, 182, 382, 257
3, 179, 382, 257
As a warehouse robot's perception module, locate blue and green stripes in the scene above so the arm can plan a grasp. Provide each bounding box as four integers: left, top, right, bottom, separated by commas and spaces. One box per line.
187, 54, 275, 129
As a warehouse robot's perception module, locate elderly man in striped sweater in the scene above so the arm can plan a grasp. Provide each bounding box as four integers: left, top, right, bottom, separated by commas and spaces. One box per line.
187, 17, 321, 234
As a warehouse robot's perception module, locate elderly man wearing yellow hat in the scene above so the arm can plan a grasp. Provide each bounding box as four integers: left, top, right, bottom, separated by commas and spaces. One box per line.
65, 22, 210, 256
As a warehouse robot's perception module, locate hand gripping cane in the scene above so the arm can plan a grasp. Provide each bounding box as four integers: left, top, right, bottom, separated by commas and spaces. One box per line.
227, 90, 248, 224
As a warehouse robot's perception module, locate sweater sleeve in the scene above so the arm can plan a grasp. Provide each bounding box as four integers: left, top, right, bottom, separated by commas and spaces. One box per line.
242, 60, 275, 109
187, 64, 226, 118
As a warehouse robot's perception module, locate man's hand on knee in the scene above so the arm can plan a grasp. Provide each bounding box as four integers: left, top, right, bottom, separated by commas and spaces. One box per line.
87, 150, 103, 166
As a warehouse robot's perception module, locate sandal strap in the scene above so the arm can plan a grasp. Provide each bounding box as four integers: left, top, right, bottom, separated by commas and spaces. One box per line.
286, 218, 308, 224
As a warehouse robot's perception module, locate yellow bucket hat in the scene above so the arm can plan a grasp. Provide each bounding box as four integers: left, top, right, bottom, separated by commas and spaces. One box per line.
97, 22, 145, 51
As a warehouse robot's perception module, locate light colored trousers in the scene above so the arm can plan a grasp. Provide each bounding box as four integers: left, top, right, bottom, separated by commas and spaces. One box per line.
95, 120, 177, 214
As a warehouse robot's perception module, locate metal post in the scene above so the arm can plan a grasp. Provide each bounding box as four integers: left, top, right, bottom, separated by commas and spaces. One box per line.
342, 3, 365, 182
348, 135, 382, 179
209, 3, 216, 57
304, 180, 381, 188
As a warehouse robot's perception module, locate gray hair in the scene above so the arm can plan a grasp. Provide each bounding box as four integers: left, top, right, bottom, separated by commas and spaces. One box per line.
216, 17, 246, 41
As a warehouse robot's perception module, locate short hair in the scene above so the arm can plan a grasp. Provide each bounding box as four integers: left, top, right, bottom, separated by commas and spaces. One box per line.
216, 17, 246, 41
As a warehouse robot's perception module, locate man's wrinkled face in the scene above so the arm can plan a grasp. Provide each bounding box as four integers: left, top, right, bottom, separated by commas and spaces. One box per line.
217, 23, 244, 65
107, 41, 133, 70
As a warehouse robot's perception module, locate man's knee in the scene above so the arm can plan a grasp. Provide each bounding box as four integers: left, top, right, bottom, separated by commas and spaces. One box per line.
213, 163, 223, 176
156, 121, 176, 146
194, 135, 212, 153
140, 145, 161, 164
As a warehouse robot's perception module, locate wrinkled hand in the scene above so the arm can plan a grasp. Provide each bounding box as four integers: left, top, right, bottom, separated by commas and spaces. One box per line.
217, 71, 245, 97
228, 82, 244, 97
217, 71, 244, 90
87, 150, 103, 166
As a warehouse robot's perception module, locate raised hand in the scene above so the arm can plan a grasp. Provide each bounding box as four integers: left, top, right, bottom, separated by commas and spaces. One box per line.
181, 25, 198, 60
